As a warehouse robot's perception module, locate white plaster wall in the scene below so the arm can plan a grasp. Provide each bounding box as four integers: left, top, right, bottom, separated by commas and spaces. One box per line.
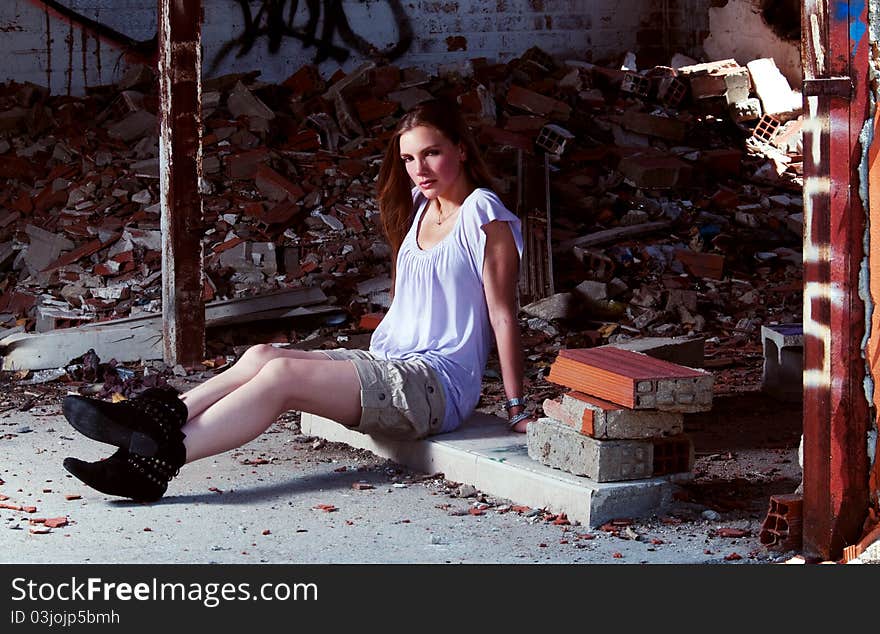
0, 0, 661, 95
703, 0, 802, 84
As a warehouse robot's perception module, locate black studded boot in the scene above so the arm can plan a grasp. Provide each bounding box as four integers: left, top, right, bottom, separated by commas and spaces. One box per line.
61, 387, 188, 501
62, 386, 187, 457
62, 447, 184, 502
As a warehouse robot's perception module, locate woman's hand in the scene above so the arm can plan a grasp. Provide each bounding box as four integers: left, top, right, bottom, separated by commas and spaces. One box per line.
508, 414, 538, 433
506, 404, 538, 433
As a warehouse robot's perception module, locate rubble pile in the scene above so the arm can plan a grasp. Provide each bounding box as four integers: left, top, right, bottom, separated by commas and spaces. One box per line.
0, 48, 803, 367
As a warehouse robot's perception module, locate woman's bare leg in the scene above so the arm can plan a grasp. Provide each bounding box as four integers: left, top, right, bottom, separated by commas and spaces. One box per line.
179, 344, 332, 420
182, 357, 362, 462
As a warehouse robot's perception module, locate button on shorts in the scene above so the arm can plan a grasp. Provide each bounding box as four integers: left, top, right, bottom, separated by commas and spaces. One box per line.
320, 348, 446, 440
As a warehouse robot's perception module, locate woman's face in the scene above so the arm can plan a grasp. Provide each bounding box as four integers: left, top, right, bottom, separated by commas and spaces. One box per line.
398, 125, 466, 199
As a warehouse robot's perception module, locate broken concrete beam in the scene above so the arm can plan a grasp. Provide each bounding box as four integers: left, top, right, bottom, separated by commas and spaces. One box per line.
556, 220, 672, 253
1, 324, 163, 371
746, 58, 802, 116
547, 347, 713, 412
617, 154, 692, 188
677, 59, 740, 76
228, 81, 276, 121
688, 66, 750, 105
527, 417, 653, 482
254, 164, 305, 202
521, 292, 576, 322
505, 84, 571, 118
106, 109, 157, 142
35, 306, 94, 332
544, 391, 684, 439
24, 225, 74, 278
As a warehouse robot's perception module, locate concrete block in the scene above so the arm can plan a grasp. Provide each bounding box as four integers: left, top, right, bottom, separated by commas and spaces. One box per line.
301, 411, 686, 528
731, 97, 762, 123
527, 417, 653, 482
620, 111, 687, 142
746, 58, 802, 116
605, 336, 705, 368
618, 153, 692, 189
106, 109, 157, 142
761, 323, 803, 401
545, 392, 684, 439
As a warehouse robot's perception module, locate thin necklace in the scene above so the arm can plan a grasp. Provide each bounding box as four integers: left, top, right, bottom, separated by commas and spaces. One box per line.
436, 200, 459, 225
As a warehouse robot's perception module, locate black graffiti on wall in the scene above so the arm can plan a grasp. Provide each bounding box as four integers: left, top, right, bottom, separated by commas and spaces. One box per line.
210, 0, 413, 72
33, 1, 413, 72
31, 0, 158, 61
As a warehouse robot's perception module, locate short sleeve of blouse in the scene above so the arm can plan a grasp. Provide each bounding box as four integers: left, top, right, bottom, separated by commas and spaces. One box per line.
464, 189, 524, 280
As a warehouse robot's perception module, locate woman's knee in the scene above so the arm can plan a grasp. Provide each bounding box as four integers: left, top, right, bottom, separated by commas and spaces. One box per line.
257, 357, 307, 387
237, 343, 281, 372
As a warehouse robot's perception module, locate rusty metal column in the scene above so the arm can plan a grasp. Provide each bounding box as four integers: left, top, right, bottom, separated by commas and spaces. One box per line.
801, 0, 870, 560
158, 0, 204, 366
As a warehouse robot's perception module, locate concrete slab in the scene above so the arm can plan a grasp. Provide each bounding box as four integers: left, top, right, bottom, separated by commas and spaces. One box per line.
761, 323, 803, 402
301, 412, 690, 528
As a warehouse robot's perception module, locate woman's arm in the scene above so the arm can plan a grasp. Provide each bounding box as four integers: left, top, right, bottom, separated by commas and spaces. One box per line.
482, 220, 537, 432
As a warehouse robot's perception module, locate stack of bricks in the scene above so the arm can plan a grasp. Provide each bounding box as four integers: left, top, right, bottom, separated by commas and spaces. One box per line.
527, 346, 713, 482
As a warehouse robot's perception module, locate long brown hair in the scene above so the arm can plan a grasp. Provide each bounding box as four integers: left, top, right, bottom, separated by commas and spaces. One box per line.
377, 99, 495, 277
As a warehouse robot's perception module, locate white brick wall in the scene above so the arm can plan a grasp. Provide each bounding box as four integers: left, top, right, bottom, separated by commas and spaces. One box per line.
0, 0, 712, 95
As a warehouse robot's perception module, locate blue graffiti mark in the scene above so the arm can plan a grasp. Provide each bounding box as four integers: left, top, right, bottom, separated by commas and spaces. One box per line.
833, 1, 867, 57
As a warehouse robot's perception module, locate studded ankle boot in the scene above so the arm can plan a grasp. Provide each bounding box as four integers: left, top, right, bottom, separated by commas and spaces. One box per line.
62, 386, 187, 457
63, 447, 184, 502
62, 386, 188, 501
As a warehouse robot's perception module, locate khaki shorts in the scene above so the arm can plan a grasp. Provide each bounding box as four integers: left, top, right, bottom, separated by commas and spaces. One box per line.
320, 348, 446, 440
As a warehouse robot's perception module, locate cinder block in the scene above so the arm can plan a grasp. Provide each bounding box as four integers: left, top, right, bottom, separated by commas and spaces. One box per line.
527, 418, 653, 482
759, 493, 803, 551
651, 434, 694, 475
761, 324, 803, 402
751, 113, 783, 145
657, 76, 687, 107
620, 72, 651, 97
689, 67, 750, 105
545, 392, 684, 439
